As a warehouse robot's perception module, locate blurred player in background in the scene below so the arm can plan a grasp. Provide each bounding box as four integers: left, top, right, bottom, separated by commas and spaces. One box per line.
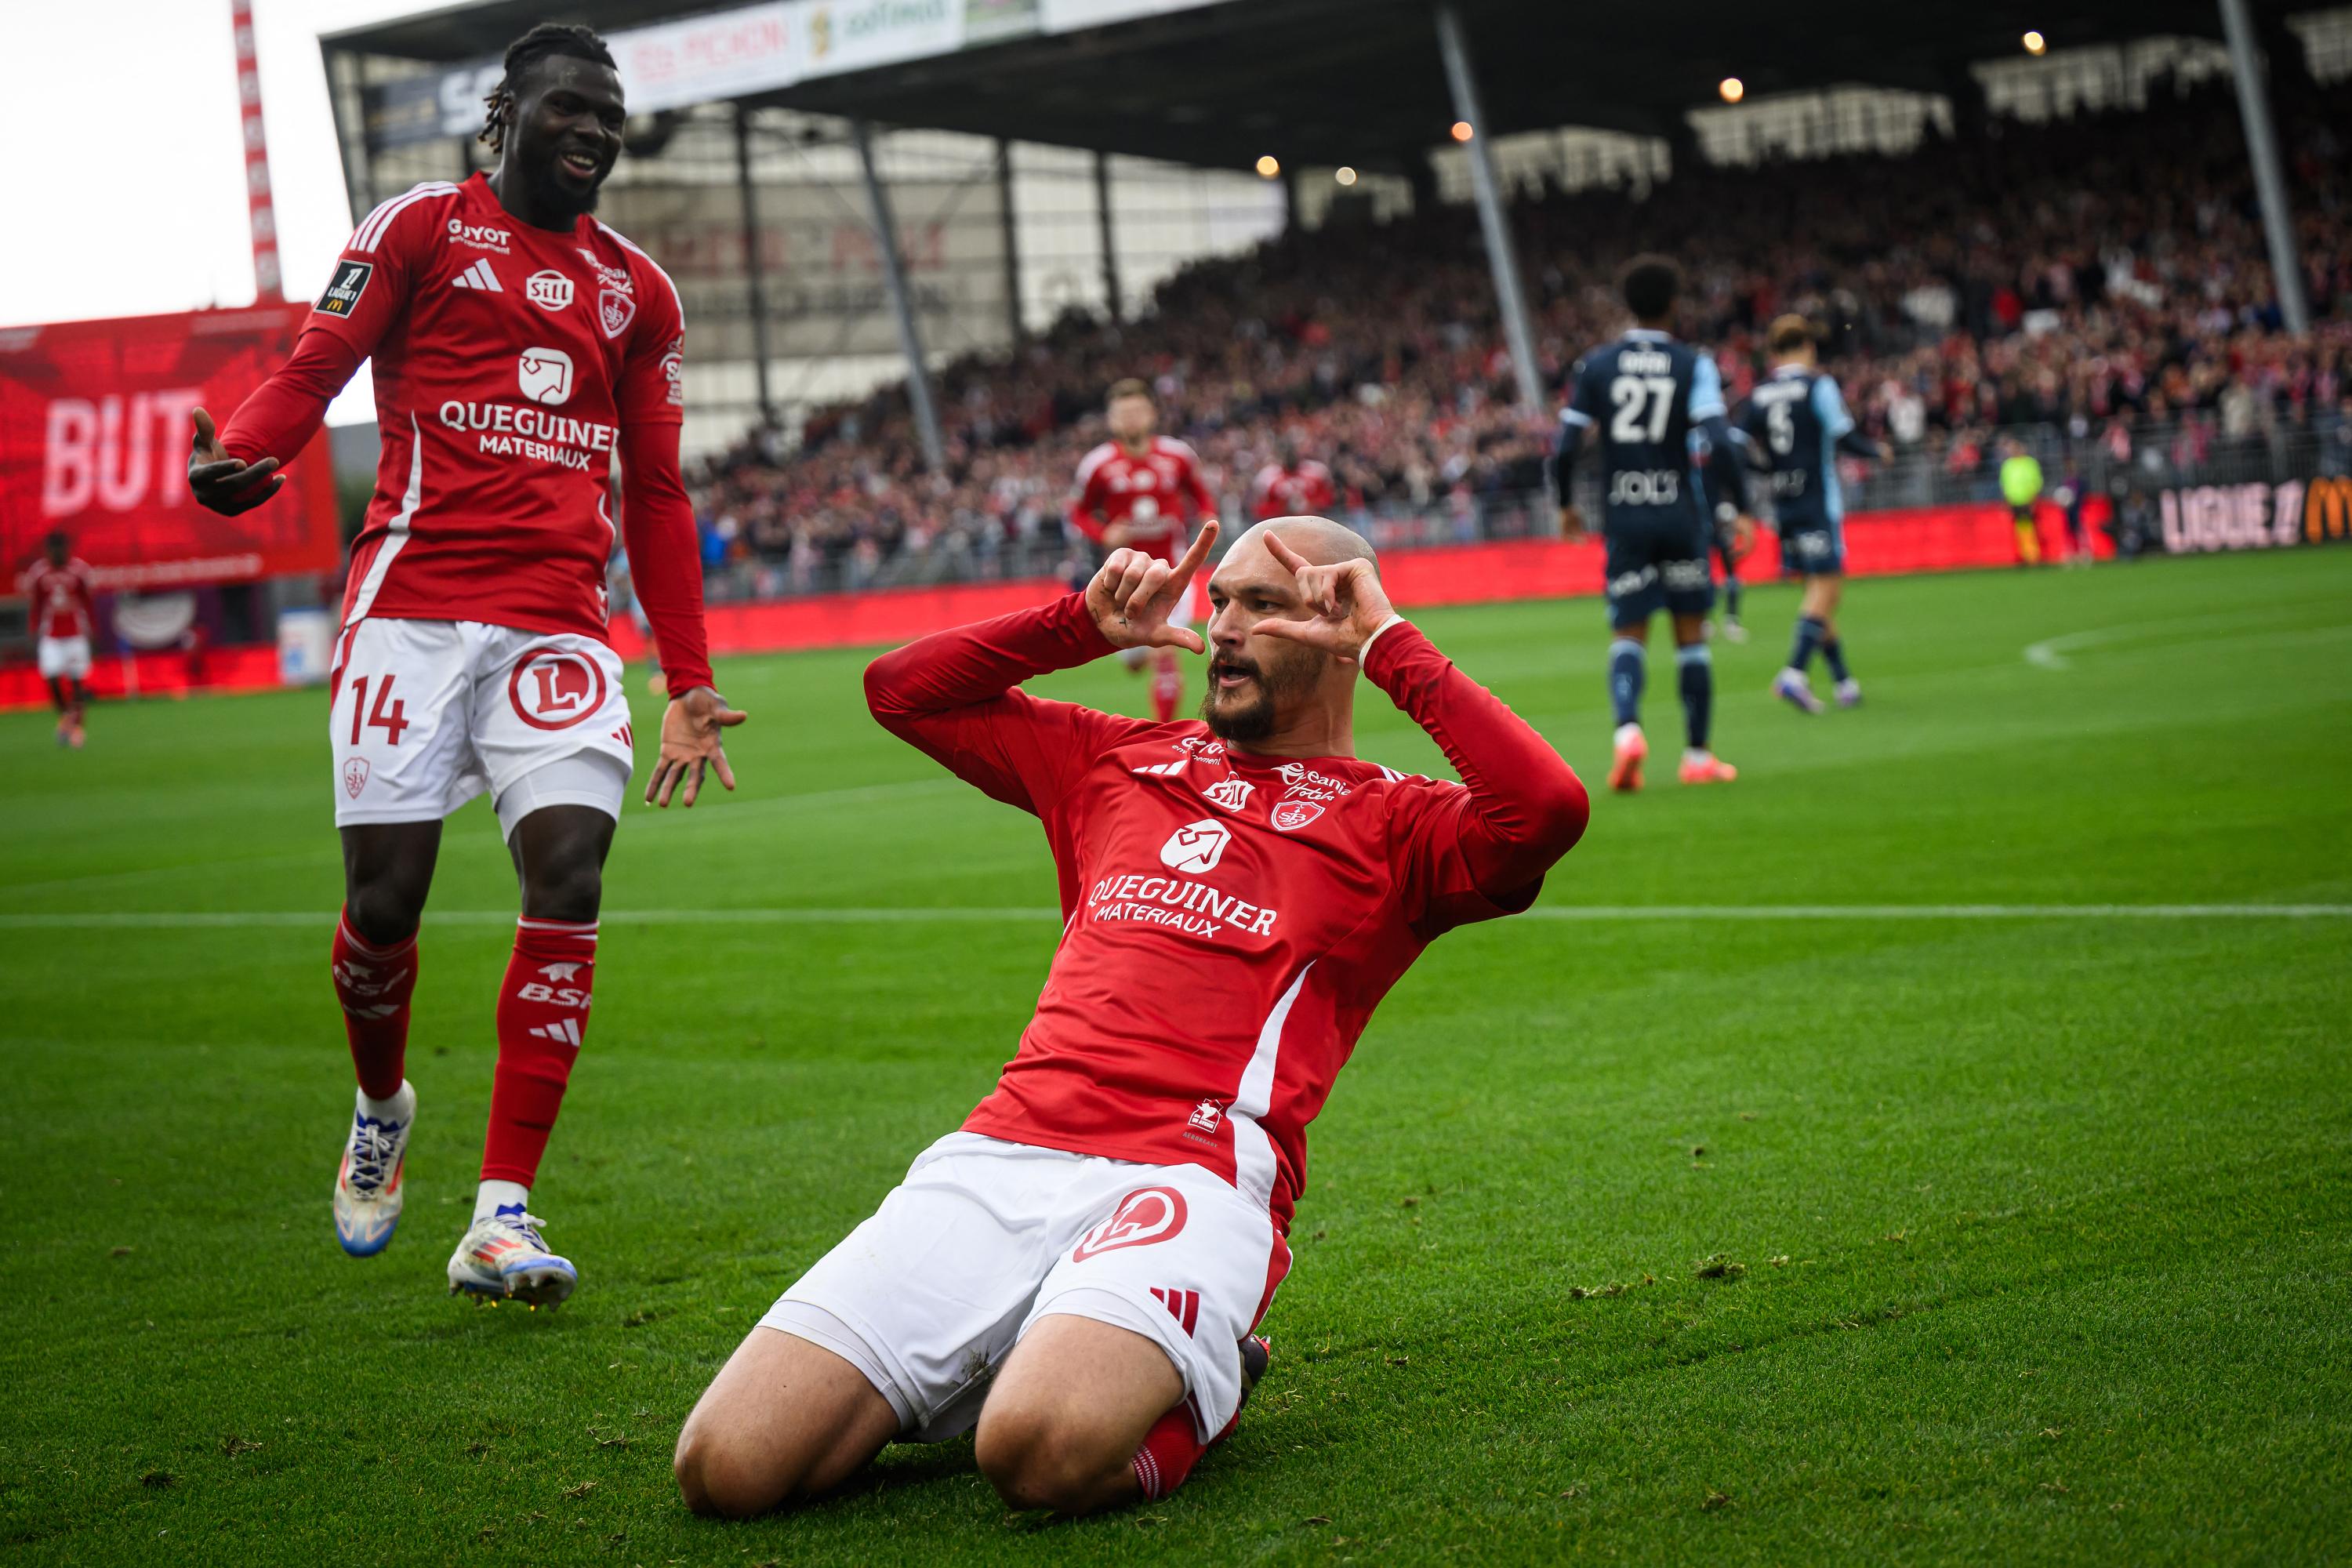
186, 23, 742, 1308
1740, 316, 1889, 713
1551, 256, 1754, 792
1069, 379, 1218, 720
1691, 426, 1753, 642
19, 531, 97, 749
673, 516, 1588, 1520
1250, 437, 1335, 521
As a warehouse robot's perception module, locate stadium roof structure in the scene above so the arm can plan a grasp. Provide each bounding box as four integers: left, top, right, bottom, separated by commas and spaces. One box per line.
325, 0, 2315, 174
322, 0, 2320, 446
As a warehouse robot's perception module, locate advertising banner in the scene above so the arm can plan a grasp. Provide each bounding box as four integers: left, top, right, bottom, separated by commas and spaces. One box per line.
612, 3, 804, 114
2158, 477, 2352, 554
0, 305, 341, 590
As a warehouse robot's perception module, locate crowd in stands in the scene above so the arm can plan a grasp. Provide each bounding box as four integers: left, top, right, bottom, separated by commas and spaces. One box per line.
684, 67, 2352, 593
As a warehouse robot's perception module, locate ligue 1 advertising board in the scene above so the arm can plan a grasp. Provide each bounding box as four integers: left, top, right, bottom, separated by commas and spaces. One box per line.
2157, 475, 2352, 554
0, 304, 340, 590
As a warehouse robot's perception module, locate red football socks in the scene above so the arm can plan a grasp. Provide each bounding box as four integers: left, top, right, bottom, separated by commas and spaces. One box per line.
1130, 1403, 1211, 1501
481, 918, 598, 1186
331, 910, 418, 1102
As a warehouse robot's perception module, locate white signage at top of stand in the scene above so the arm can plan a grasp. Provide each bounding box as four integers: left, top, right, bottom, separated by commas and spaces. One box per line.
610, 3, 804, 114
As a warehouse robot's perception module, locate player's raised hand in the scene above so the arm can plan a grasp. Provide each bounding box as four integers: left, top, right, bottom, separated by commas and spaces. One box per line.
1087, 517, 1219, 653
187, 408, 285, 516
646, 686, 746, 808
1253, 533, 1396, 664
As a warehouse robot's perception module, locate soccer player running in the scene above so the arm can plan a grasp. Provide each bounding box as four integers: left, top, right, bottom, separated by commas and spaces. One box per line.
19, 531, 97, 748
1068, 378, 1219, 722
1739, 315, 1890, 713
185, 24, 741, 1308
1549, 256, 1755, 792
673, 514, 1588, 1519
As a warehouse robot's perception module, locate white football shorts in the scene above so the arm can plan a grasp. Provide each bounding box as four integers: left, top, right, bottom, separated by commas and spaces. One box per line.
36, 635, 92, 681
761, 1131, 1292, 1444
328, 618, 634, 836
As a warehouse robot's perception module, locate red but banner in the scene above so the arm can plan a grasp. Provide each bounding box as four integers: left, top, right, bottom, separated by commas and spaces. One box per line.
0, 303, 338, 589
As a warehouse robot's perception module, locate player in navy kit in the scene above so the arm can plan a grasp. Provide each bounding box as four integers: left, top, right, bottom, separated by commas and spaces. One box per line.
1737, 316, 1889, 713
1549, 257, 1754, 791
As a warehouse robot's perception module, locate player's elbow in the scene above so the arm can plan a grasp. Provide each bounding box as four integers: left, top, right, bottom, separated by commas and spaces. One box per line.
862, 650, 916, 724
1524, 766, 1592, 866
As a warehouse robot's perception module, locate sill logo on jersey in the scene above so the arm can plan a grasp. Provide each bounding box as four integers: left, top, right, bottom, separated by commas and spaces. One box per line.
1072, 1186, 1189, 1261
508, 647, 607, 731
1203, 777, 1254, 813
526, 270, 575, 312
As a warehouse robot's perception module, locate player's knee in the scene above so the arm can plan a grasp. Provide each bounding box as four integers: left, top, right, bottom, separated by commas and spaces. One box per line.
342, 880, 423, 946
521, 853, 603, 924
974, 1407, 1112, 1514
673, 1422, 788, 1519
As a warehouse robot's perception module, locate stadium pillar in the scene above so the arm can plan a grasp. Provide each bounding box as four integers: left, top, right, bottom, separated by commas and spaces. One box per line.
852, 119, 946, 473
1433, 3, 1545, 411
321, 46, 375, 223
997, 139, 1025, 347
2217, 0, 2311, 333
734, 105, 775, 427
1094, 151, 1123, 323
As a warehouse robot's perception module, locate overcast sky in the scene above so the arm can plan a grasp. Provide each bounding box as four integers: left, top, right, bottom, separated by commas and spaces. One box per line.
0, 0, 425, 420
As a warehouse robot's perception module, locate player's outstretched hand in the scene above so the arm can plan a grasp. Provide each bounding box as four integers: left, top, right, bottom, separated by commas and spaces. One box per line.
1253, 533, 1396, 665
187, 408, 285, 517
1558, 504, 1587, 543
646, 686, 746, 808
1087, 517, 1219, 653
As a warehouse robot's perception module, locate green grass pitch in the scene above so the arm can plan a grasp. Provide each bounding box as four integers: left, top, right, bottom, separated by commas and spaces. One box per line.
2, 549, 2347, 1565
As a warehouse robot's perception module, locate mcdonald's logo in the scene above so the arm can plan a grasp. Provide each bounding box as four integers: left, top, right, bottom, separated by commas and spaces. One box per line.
2309, 475, 2352, 544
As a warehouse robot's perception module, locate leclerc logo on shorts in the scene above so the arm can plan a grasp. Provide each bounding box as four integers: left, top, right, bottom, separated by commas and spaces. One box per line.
509, 647, 607, 730
1073, 1187, 1189, 1262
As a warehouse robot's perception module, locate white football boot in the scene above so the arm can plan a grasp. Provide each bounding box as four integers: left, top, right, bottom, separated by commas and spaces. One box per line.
332, 1082, 415, 1258
447, 1207, 578, 1308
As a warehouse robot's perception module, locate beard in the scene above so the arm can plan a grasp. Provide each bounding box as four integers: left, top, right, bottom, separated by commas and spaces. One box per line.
517, 139, 606, 220
1203, 644, 1319, 742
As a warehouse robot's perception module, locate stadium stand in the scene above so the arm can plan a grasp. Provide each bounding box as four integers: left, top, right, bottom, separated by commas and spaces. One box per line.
681, 71, 2352, 599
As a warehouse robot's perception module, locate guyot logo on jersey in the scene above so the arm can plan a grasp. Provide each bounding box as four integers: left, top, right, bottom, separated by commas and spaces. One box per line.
509, 647, 606, 731
517, 347, 574, 406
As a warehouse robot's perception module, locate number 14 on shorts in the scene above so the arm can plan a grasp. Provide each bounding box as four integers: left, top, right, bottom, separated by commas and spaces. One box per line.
348, 674, 411, 746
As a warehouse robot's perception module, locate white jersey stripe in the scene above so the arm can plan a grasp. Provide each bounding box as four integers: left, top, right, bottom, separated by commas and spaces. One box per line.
353, 181, 459, 254
593, 220, 682, 312
1229, 960, 1312, 1212
344, 414, 423, 626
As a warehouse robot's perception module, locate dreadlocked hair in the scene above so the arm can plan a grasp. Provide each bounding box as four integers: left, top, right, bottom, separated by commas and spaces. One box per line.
478, 23, 616, 153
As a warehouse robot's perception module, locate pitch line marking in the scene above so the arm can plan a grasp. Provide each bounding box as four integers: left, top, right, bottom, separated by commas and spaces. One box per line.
2, 904, 2347, 931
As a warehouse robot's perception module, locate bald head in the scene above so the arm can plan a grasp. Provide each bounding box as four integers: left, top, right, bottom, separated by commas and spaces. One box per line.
1229, 515, 1377, 573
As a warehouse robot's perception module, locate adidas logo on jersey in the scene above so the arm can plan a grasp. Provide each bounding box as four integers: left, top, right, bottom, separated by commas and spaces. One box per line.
1134, 759, 1188, 777
451, 259, 503, 292
528, 1018, 583, 1046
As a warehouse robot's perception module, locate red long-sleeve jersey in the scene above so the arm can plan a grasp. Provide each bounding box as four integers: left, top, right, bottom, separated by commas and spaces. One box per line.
1250, 460, 1336, 521
864, 594, 1588, 1231
1068, 437, 1216, 562
217, 174, 713, 696
20, 558, 97, 640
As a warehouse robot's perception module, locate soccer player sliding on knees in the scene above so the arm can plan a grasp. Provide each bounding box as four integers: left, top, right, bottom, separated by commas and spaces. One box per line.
674, 516, 1589, 1519
185, 24, 742, 1308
